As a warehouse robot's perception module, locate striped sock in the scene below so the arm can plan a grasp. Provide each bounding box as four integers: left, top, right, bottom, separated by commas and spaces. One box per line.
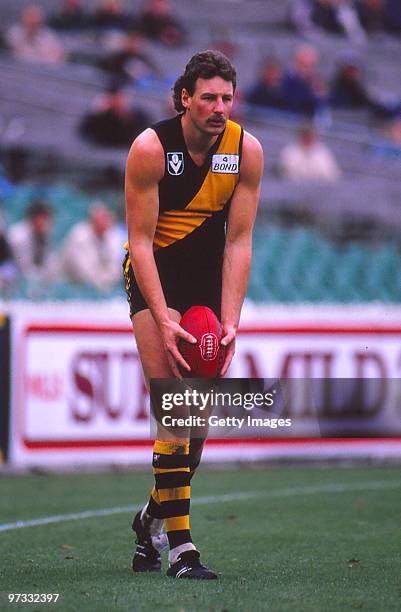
152, 439, 195, 563
145, 486, 163, 519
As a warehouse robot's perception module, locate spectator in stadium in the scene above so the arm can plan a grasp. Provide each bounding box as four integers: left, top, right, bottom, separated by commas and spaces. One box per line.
139, 0, 185, 46
330, 58, 371, 108
279, 125, 341, 181
330, 57, 401, 118
245, 61, 286, 111
98, 30, 159, 86
289, 0, 365, 42
48, 0, 90, 31
356, 0, 395, 36
60, 202, 122, 292
79, 86, 151, 147
311, 0, 364, 40
8, 200, 59, 284
281, 45, 328, 116
312, 0, 347, 33
92, 0, 135, 31
7, 4, 66, 64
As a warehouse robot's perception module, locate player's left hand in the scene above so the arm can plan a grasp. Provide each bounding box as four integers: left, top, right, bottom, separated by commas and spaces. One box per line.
219, 324, 236, 377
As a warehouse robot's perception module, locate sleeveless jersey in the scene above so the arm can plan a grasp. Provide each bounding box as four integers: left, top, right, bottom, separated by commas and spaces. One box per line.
123, 114, 243, 316
152, 114, 243, 260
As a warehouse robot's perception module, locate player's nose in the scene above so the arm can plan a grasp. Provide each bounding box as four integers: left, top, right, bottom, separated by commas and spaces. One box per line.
213, 98, 225, 114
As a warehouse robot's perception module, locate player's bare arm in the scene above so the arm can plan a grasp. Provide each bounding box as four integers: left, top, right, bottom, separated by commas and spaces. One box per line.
125, 129, 196, 378
220, 131, 264, 376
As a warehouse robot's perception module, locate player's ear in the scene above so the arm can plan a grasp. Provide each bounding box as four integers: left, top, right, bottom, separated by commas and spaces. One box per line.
181, 88, 190, 110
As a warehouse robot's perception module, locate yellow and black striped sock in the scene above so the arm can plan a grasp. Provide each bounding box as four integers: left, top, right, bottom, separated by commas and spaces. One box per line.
145, 486, 163, 519
147, 438, 204, 511
152, 440, 193, 555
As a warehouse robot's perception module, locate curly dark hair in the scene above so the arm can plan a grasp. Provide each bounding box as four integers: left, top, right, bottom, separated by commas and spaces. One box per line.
172, 50, 237, 113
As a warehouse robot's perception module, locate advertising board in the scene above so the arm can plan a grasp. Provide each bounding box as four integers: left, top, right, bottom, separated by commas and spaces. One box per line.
7, 306, 401, 466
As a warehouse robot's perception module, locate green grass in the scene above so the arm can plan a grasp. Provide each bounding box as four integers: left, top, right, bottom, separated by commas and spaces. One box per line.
0, 465, 400, 612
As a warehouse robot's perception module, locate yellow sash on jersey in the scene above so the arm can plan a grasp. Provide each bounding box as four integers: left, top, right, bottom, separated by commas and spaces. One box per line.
153, 119, 242, 249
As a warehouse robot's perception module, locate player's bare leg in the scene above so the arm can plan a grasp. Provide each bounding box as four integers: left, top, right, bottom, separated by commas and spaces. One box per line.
133, 308, 180, 383
131, 309, 215, 578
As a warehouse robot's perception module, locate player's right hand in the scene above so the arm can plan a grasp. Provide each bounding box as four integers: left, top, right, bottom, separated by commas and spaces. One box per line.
160, 320, 196, 379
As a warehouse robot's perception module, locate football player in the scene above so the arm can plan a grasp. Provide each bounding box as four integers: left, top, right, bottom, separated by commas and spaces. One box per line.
123, 49, 263, 579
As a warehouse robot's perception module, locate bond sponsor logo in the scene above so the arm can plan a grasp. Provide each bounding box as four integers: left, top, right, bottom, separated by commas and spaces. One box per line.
167, 152, 184, 175
200, 333, 219, 361
211, 154, 239, 174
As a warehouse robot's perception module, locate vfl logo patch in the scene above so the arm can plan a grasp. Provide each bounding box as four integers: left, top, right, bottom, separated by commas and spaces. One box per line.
167, 152, 184, 175
200, 333, 219, 361
211, 154, 239, 174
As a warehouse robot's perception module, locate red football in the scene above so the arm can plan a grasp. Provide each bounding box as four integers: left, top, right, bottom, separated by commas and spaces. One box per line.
178, 306, 226, 377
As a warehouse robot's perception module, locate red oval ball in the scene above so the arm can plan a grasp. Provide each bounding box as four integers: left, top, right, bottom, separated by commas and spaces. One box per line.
178, 306, 226, 377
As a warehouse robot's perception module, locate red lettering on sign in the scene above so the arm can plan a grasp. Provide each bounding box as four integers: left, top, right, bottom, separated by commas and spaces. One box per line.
280, 352, 334, 378
69, 350, 148, 423
243, 352, 263, 378
27, 374, 64, 401
354, 351, 386, 378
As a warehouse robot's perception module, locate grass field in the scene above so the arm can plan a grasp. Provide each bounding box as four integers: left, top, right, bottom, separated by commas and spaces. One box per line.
0, 464, 400, 612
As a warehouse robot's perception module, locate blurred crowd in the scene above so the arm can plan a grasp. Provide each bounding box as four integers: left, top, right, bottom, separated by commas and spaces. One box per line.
0, 198, 124, 297
6, 0, 186, 65
79, 85, 151, 147
1, 1, 188, 150
0, 1, 400, 300
289, 0, 401, 41
0, 1, 400, 156
245, 44, 401, 120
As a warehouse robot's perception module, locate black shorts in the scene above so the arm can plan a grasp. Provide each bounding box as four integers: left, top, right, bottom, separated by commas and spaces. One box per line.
122, 252, 222, 319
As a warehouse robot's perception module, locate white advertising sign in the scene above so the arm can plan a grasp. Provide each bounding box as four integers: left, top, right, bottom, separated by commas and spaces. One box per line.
7, 304, 401, 466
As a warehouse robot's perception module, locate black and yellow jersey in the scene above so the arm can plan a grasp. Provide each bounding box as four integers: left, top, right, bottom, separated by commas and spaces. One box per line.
123, 114, 244, 316
153, 114, 243, 252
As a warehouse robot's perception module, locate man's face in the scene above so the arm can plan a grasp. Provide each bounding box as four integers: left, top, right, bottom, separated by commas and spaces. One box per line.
31, 213, 51, 236
295, 46, 318, 76
182, 76, 234, 135
23, 6, 43, 33
263, 64, 281, 86
301, 128, 317, 148
91, 208, 112, 237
